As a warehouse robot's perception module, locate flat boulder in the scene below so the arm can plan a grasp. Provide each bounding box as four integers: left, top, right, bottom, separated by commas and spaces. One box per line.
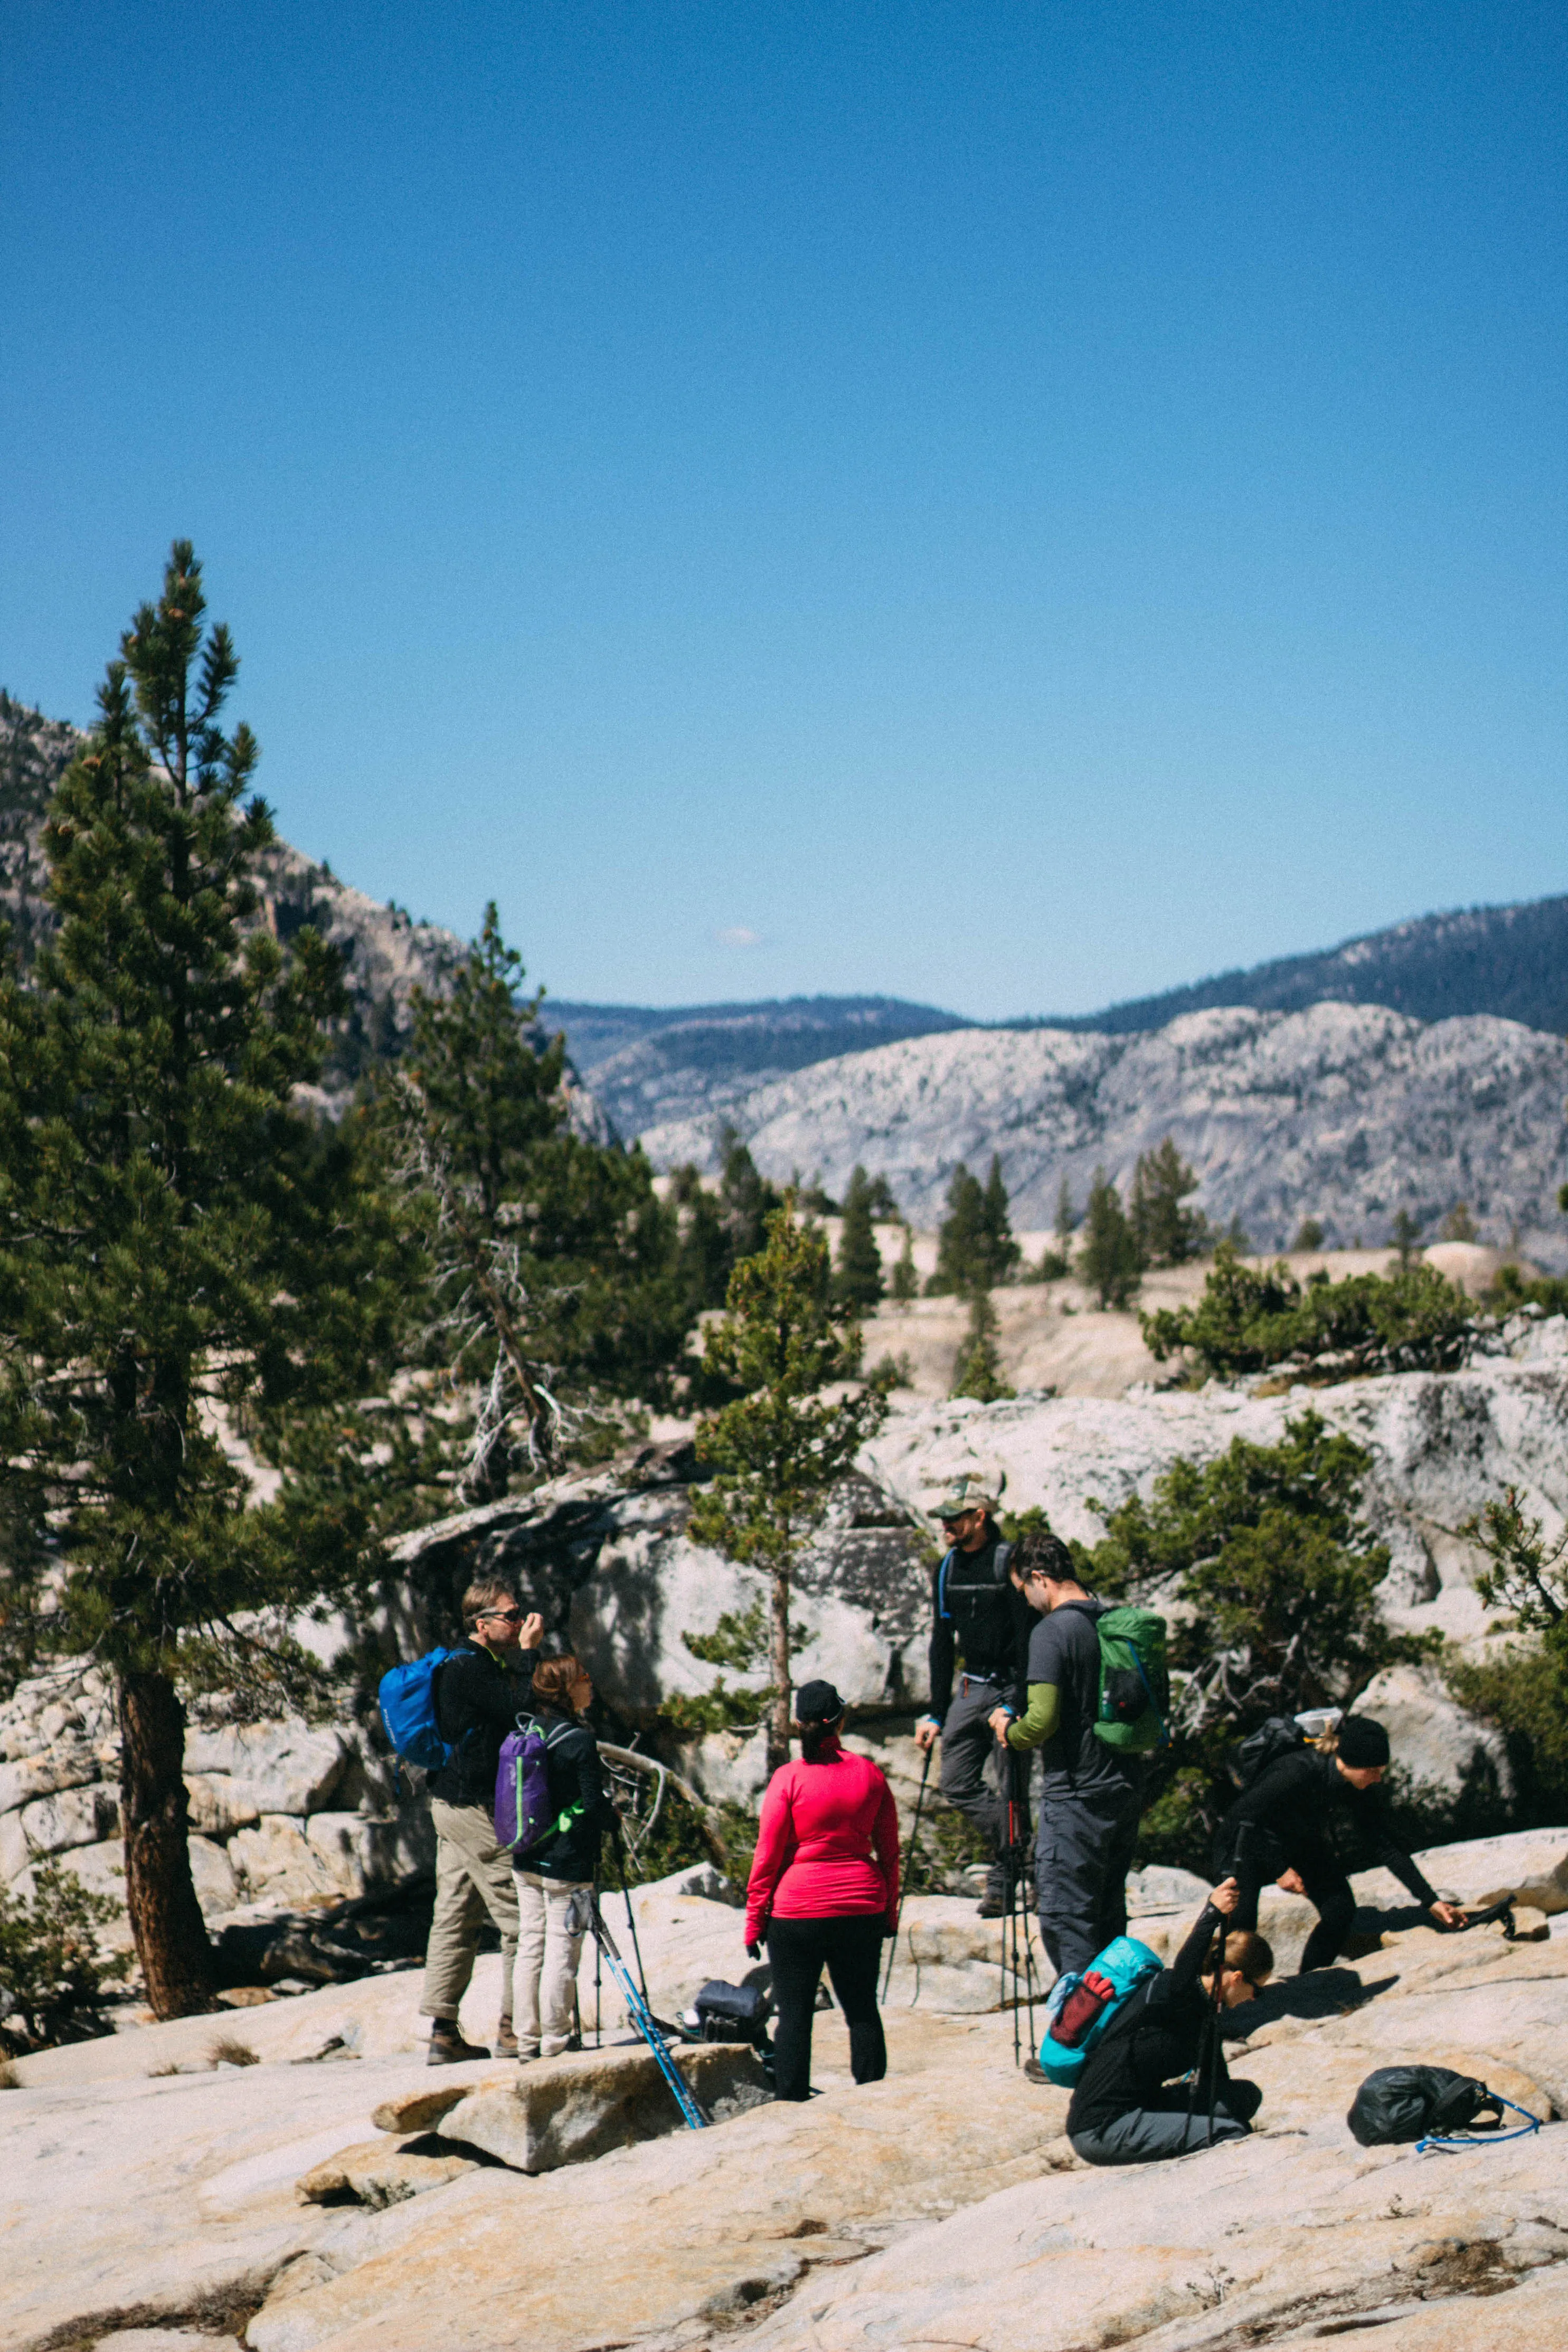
296, 2140, 478, 2211
436, 2039, 769, 2174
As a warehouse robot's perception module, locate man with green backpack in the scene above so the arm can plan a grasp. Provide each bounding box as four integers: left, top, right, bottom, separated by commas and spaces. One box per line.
988, 1528, 1167, 1976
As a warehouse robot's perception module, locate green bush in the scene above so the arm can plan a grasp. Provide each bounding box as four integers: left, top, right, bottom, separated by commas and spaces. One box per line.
1141, 1243, 1474, 1378
1444, 1641, 1568, 1829
0, 1860, 131, 2054
1487, 1263, 1568, 1318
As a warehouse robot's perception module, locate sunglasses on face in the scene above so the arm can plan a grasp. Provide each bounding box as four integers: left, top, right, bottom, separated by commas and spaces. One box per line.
480, 1607, 523, 1623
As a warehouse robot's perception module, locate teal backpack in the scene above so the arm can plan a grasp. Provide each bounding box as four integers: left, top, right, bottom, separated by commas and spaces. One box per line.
1035, 1933, 1164, 2086
1092, 1607, 1169, 1754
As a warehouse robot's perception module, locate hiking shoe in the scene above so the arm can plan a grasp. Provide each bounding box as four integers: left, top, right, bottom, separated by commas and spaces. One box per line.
977, 1891, 1008, 1919
494, 2022, 519, 2060
427, 2020, 489, 2066
1023, 2057, 1052, 2087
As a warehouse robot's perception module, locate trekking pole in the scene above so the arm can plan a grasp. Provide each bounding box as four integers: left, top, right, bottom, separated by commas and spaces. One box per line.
1183, 1910, 1229, 2152
881, 1742, 933, 2001
588, 1894, 710, 2129
611, 1821, 654, 2006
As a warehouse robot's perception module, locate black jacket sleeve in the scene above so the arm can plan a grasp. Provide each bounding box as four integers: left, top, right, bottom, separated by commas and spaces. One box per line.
1350, 1788, 1439, 1907
1168, 1901, 1225, 1996
927, 1554, 956, 1720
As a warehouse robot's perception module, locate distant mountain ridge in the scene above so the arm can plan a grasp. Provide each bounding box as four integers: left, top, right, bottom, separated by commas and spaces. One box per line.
640, 1004, 1568, 1268
1043, 899, 1568, 1038
543, 995, 969, 1140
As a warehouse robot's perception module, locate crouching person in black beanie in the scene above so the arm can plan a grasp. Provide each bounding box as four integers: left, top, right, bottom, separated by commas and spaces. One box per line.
1212, 1714, 1466, 1973
1068, 1878, 1272, 2166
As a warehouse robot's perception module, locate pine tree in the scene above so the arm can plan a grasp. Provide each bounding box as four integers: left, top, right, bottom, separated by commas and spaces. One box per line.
0, 544, 393, 2016
1129, 1137, 1206, 1266
835, 1165, 885, 1310
1293, 1217, 1325, 1252
950, 1288, 1015, 1402
717, 1125, 781, 1262
890, 1227, 919, 1303
688, 1199, 887, 1769
1391, 1207, 1424, 1271
927, 1163, 986, 1293
980, 1155, 1022, 1284
1054, 1176, 1076, 1244
388, 906, 690, 1490
1079, 1167, 1145, 1307
1440, 1202, 1476, 1243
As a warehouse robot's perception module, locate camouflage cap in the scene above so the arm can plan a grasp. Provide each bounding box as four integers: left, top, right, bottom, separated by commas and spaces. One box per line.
931, 1469, 1004, 1522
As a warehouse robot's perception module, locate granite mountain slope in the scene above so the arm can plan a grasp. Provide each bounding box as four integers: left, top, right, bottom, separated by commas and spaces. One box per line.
641, 1001, 1568, 1260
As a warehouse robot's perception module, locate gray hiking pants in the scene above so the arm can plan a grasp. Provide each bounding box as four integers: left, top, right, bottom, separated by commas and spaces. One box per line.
1070, 2085, 1255, 2167
1035, 1773, 1144, 1978
939, 1679, 1027, 1891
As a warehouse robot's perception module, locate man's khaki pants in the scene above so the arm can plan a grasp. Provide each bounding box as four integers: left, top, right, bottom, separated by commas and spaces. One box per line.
513, 1871, 591, 2058
420, 1796, 521, 2027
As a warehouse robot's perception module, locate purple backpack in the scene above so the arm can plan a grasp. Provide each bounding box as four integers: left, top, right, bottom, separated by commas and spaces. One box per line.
494, 1716, 559, 1855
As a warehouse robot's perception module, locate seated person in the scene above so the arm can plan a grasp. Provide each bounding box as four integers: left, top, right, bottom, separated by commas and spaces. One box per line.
1066, 1878, 1273, 2167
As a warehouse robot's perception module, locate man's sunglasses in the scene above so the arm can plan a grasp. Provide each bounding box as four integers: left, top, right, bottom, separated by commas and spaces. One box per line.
479, 1606, 524, 1623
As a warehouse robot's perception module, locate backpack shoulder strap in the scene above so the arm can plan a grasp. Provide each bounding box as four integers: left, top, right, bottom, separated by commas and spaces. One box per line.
993, 1541, 1012, 1584
937, 1547, 957, 1619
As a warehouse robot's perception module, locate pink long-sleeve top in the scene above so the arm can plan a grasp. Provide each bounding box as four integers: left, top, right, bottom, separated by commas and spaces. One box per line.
744, 1739, 900, 1945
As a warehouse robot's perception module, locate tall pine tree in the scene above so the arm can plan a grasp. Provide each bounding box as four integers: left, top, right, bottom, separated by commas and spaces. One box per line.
835, 1164, 885, 1310
1079, 1167, 1145, 1307
688, 1200, 887, 1769
0, 545, 392, 2015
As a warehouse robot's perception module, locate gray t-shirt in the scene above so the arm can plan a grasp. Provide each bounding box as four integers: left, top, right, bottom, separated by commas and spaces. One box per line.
1025, 1599, 1126, 1798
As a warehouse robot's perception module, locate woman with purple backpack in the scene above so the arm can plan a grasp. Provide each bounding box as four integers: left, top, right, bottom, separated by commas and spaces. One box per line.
508, 1654, 618, 2062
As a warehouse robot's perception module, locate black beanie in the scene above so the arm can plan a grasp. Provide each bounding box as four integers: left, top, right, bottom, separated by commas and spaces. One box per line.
793, 1679, 845, 1723
1337, 1715, 1391, 1768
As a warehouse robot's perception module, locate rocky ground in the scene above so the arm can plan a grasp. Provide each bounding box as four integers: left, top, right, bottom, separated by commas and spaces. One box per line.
3, 1834, 1565, 2352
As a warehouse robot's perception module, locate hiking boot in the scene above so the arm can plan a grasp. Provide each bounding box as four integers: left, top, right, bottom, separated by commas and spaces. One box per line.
427, 2019, 489, 2066
494, 2021, 519, 2061
977, 1890, 1008, 1919
1023, 2057, 1052, 2087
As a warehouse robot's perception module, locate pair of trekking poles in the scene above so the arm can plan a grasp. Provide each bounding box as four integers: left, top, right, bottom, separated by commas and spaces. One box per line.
581, 1825, 710, 2131
880, 1743, 1042, 2068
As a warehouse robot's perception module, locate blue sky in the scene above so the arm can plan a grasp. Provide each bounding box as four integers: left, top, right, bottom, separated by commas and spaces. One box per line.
2, 3, 1564, 1020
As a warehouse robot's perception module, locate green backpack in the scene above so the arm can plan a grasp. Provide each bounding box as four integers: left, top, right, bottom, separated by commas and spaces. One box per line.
1091, 1607, 1169, 1753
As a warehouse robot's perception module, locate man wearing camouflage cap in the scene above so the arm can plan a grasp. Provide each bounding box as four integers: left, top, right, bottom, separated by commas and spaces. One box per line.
914, 1472, 1034, 1917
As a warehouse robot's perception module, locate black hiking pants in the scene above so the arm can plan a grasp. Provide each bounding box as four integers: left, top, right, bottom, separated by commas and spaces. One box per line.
939, 1678, 1029, 1895
767, 1914, 887, 2102
1216, 1828, 1357, 1972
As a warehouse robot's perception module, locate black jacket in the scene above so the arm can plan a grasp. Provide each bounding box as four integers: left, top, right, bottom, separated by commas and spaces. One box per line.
429, 1639, 539, 1808
927, 1528, 1032, 1718
1068, 1901, 1234, 2138
514, 1704, 619, 1883
1215, 1750, 1438, 1907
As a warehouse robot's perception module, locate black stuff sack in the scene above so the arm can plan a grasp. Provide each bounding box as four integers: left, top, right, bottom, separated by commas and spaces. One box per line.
1347, 2066, 1501, 2147
693, 1979, 770, 2043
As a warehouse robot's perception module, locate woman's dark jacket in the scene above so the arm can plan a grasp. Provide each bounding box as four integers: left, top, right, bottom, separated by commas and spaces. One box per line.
1068, 1902, 1234, 2139
513, 1705, 618, 1883
1214, 1750, 1438, 1905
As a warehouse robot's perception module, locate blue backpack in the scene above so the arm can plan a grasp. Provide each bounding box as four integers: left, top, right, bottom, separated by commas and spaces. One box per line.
494, 1714, 569, 1855
377, 1648, 465, 1772
1035, 1934, 1164, 2086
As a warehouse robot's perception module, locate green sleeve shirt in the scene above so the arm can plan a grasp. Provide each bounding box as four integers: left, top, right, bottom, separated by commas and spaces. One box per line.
1005, 1682, 1060, 1750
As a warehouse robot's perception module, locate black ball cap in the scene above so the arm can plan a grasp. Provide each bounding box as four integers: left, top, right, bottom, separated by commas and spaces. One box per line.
794, 1679, 845, 1723
1337, 1715, 1391, 1768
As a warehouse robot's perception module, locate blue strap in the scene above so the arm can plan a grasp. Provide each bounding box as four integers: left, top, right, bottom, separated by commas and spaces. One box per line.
938, 1547, 956, 1619
1418, 2095, 1541, 2153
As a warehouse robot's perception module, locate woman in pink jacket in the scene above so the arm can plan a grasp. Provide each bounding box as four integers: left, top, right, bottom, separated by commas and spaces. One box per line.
744, 1679, 900, 2101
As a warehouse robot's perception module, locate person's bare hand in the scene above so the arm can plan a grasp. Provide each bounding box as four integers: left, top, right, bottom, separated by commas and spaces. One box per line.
1429, 1900, 1466, 1929
987, 1706, 1013, 1745
1211, 1875, 1241, 1916
914, 1718, 939, 1753
1276, 1866, 1306, 1896
519, 1612, 544, 1648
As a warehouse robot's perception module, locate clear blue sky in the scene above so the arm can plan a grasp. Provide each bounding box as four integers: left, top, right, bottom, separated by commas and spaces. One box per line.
3, 3, 1564, 1021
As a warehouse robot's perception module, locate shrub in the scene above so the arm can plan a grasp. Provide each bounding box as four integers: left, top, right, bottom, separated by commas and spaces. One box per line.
1141, 1242, 1474, 1378
0, 1860, 131, 2054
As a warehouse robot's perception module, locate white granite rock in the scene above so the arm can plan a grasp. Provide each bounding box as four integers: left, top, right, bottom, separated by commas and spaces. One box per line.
228, 1816, 343, 1909
182, 1726, 350, 1818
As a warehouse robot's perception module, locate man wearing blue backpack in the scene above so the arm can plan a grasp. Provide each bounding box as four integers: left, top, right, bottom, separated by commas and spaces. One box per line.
417, 1577, 542, 2065
989, 1530, 1149, 1977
